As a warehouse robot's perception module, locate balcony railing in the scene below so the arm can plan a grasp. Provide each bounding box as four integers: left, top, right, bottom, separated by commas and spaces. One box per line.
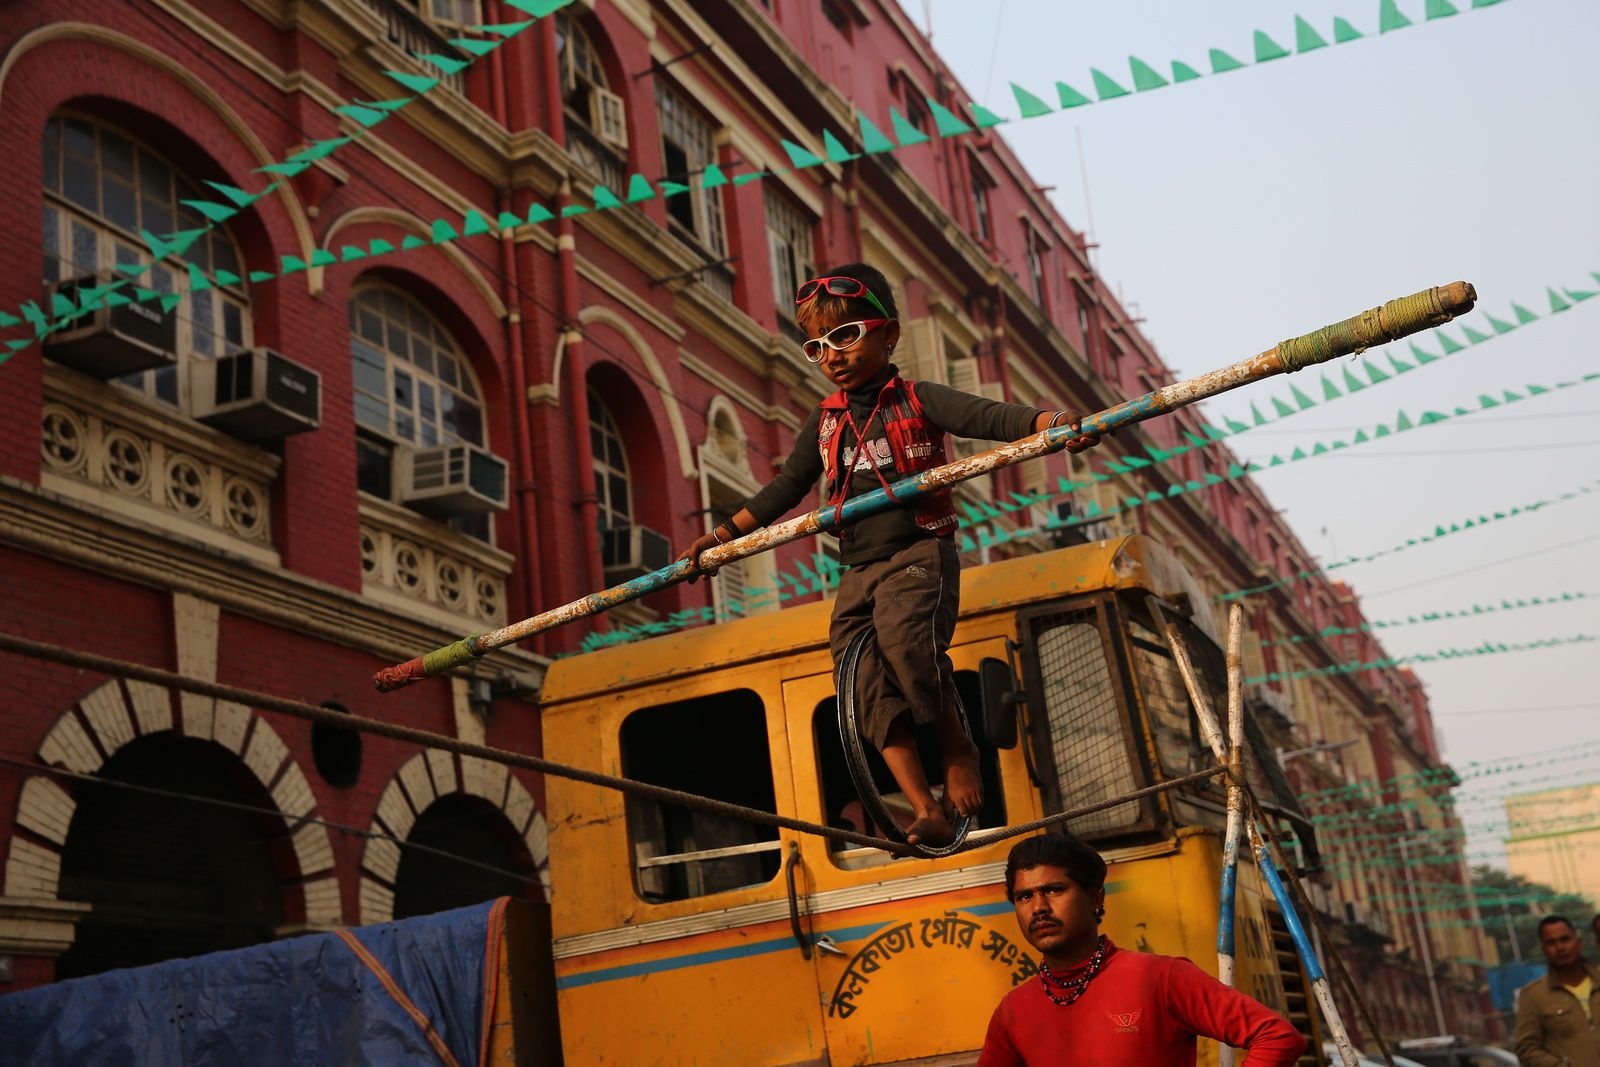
352, 0, 468, 95
359, 493, 511, 630
39, 365, 280, 564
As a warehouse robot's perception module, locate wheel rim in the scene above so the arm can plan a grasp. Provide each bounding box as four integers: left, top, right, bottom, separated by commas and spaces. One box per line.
834, 626, 972, 859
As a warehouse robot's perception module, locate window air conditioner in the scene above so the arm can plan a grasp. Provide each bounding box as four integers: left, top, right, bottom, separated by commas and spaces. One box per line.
602, 523, 672, 582
590, 88, 628, 151
191, 348, 322, 442
42, 277, 177, 378
397, 442, 510, 516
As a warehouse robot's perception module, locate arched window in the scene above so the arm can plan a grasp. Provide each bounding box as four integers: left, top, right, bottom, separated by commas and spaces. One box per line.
41, 113, 252, 406
556, 12, 627, 189
349, 284, 491, 539
589, 388, 633, 566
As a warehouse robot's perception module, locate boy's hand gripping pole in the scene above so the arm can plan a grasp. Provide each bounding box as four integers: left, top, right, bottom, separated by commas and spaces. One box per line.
374, 281, 1475, 692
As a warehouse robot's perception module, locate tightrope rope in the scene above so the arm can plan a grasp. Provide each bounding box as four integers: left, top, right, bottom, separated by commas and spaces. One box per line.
0, 630, 1224, 858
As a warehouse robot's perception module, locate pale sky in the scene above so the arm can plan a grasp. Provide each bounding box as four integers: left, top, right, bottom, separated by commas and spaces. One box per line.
898, 0, 1600, 870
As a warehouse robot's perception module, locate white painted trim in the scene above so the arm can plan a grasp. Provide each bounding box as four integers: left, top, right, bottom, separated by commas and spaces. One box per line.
553, 860, 1009, 959
577, 305, 697, 479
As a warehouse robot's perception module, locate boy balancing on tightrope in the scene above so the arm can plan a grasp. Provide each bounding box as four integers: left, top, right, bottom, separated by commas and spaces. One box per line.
678, 264, 1100, 847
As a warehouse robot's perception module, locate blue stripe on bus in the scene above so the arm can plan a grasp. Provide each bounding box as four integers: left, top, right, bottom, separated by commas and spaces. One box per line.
556, 920, 892, 990
558, 881, 1128, 991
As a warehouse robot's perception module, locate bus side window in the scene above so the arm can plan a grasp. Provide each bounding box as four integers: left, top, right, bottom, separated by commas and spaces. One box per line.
619, 689, 783, 903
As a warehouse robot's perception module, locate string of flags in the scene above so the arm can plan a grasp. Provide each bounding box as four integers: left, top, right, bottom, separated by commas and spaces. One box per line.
1243, 632, 1597, 685
1214, 274, 1600, 436
1220, 477, 1600, 602
577, 372, 1600, 649
0, 0, 1521, 365
1257, 591, 1593, 648
1300, 739, 1600, 804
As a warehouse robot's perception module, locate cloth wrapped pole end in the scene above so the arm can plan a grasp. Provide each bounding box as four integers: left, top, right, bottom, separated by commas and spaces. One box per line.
372, 634, 482, 691
1276, 281, 1476, 372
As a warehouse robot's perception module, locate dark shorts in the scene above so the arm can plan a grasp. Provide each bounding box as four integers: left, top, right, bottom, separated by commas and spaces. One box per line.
827, 537, 961, 750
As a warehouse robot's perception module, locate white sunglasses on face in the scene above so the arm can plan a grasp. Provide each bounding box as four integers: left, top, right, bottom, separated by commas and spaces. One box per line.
801, 318, 890, 364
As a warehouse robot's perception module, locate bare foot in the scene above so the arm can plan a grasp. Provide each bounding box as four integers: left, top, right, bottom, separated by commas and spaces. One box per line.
938, 716, 984, 819
906, 807, 956, 847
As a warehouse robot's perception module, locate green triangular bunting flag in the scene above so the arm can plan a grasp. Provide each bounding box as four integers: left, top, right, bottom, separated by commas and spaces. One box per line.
968, 102, 1007, 128
927, 99, 974, 136
858, 111, 898, 152
1010, 83, 1053, 119
1295, 16, 1329, 51
1171, 61, 1203, 82
1379, 0, 1414, 32
1333, 17, 1364, 42
1056, 82, 1093, 108
1209, 48, 1245, 73
1129, 57, 1168, 91
821, 131, 858, 163
888, 106, 932, 145
780, 139, 825, 169
1090, 69, 1130, 100
1253, 30, 1291, 62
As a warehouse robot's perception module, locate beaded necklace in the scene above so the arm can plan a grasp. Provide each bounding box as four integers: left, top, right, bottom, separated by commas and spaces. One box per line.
1038, 934, 1108, 1007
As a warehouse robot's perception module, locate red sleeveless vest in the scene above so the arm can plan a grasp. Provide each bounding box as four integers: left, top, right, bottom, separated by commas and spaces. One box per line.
816, 376, 958, 536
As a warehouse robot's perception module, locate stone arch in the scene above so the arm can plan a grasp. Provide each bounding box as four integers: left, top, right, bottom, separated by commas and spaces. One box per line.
0, 22, 315, 269
562, 306, 696, 479
322, 207, 507, 318
6, 679, 342, 929
357, 750, 550, 924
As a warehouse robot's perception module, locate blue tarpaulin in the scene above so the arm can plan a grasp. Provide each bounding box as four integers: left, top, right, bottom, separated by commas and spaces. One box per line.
0, 898, 506, 1066
1486, 961, 1547, 1013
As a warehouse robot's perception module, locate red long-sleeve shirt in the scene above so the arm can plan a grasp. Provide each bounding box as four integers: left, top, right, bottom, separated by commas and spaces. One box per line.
977, 941, 1307, 1067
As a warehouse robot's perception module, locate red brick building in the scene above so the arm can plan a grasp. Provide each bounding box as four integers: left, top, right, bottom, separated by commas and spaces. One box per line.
0, 0, 1492, 1036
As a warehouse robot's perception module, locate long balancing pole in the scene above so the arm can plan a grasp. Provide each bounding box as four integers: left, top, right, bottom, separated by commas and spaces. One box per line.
1162, 615, 1361, 1067
1217, 603, 1246, 1067
374, 281, 1475, 691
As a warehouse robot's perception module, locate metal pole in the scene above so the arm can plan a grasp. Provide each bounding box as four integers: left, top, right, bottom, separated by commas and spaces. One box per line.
374, 282, 1476, 691
1217, 604, 1246, 1067
1398, 835, 1450, 1035
1502, 902, 1522, 963
1163, 616, 1361, 1067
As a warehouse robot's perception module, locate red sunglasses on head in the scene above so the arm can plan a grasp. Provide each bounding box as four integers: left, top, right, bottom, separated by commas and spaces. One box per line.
796, 276, 892, 319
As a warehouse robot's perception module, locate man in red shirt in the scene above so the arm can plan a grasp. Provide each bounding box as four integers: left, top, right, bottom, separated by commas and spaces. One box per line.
978, 834, 1307, 1067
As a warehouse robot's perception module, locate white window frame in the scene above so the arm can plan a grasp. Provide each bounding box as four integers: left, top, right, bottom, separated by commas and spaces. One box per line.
41, 112, 253, 410
349, 284, 486, 452
655, 82, 727, 258
765, 189, 814, 326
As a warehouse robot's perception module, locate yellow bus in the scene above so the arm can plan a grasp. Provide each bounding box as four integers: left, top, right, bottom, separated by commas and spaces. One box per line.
536, 534, 1322, 1066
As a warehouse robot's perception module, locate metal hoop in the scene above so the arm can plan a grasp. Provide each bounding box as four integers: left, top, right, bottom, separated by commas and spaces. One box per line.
834, 627, 972, 859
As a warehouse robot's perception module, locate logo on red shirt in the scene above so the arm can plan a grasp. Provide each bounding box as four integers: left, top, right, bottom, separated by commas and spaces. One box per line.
1108, 1011, 1142, 1034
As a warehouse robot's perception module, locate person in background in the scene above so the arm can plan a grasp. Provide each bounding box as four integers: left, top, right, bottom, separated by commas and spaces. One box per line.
1513, 915, 1600, 1066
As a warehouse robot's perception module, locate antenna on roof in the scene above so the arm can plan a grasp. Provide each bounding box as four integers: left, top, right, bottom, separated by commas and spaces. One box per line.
922, 0, 934, 39
1075, 126, 1099, 276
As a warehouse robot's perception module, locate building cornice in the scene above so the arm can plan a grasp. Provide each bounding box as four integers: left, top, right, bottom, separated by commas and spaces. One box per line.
0, 477, 546, 691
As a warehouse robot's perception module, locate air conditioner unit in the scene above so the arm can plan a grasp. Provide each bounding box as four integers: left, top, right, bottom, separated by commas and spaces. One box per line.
589, 87, 628, 151
602, 523, 671, 582
42, 277, 177, 378
191, 348, 322, 442
397, 443, 509, 516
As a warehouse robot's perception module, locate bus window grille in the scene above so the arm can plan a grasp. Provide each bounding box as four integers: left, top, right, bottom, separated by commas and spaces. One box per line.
1029, 609, 1140, 834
